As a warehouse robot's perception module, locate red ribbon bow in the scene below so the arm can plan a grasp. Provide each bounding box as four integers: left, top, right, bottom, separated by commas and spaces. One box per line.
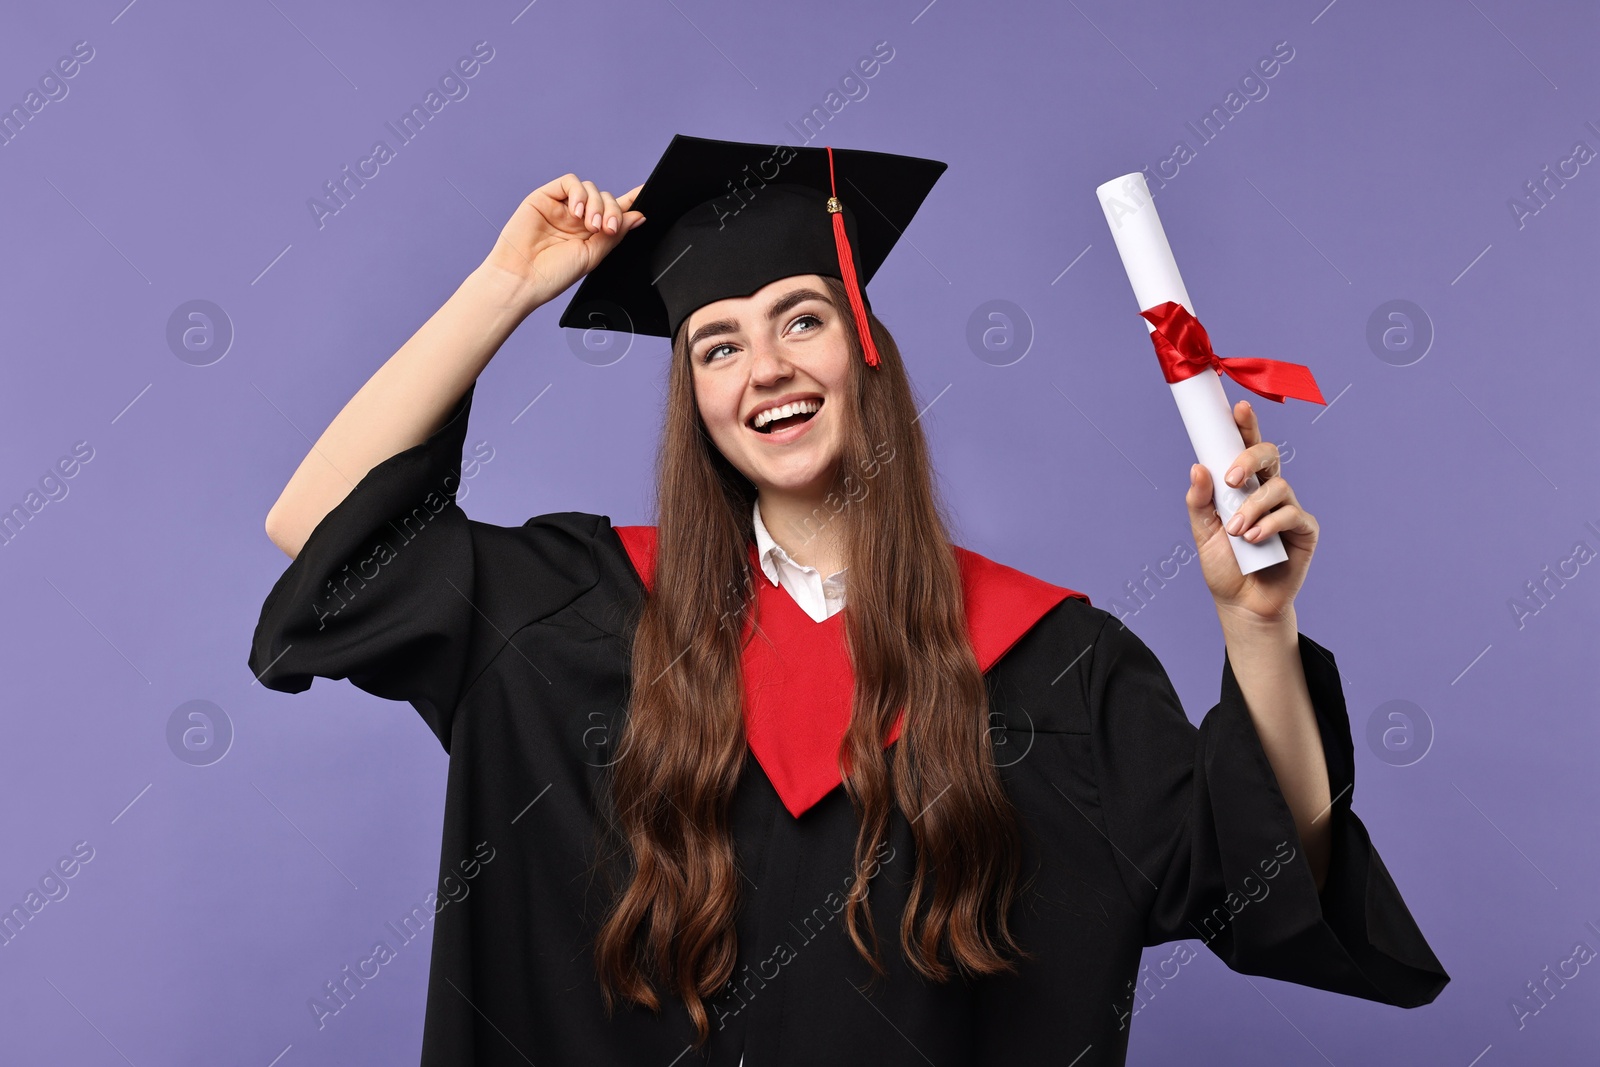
1138, 301, 1326, 405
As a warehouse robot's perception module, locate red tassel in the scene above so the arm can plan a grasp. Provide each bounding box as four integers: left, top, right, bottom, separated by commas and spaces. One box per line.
826, 146, 881, 368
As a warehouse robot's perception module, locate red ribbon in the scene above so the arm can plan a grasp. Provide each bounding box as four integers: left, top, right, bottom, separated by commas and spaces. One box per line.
1138, 301, 1326, 405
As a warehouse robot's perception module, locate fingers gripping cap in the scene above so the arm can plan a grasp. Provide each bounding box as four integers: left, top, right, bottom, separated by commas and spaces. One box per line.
558, 134, 947, 364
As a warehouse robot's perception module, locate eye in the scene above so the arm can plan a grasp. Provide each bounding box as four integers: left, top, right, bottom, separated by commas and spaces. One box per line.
699, 312, 823, 363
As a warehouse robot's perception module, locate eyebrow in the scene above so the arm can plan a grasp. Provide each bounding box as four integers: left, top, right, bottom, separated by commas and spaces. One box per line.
686, 287, 831, 352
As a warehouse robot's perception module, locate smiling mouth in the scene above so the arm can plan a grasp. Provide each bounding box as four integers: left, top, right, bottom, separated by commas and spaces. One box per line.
749, 398, 824, 434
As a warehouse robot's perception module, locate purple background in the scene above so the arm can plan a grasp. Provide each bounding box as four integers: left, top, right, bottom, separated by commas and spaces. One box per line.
1, 0, 1594, 1063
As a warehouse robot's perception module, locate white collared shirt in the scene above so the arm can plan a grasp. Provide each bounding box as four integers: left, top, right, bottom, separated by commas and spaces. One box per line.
751, 500, 847, 622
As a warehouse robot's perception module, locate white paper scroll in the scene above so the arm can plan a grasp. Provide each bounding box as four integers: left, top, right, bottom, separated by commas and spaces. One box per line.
1094, 172, 1288, 575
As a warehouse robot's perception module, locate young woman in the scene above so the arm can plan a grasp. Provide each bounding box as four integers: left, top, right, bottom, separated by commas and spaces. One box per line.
250, 136, 1446, 1066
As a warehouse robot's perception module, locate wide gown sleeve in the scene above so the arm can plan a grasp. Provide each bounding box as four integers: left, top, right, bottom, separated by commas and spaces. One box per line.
246, 382, 600, 749
1084, 613, 1449, 1007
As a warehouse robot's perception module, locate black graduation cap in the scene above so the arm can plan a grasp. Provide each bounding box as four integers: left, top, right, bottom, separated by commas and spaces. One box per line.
558, 134, 947, 366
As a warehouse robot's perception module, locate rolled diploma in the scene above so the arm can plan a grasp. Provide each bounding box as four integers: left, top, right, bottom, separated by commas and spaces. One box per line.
1094, 172, 1287, 575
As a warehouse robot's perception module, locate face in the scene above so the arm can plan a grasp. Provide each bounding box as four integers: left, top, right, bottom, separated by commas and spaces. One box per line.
685, 274, 852, 502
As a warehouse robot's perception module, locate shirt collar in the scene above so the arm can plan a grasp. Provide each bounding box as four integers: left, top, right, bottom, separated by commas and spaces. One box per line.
752, 499, 847, 588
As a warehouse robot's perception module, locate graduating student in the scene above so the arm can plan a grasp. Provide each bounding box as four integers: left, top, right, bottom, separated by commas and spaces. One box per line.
250, 135, 1447, 1066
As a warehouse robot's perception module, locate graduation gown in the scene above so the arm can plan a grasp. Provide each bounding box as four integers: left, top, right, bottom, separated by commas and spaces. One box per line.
248, 383, 1447, 1066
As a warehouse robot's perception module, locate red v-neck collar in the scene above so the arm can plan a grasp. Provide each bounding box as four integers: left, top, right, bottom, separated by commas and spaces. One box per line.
611, 524, 1090, 818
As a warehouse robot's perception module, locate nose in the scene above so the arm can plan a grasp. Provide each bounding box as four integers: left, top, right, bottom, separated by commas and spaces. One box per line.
747, 336, 794, 387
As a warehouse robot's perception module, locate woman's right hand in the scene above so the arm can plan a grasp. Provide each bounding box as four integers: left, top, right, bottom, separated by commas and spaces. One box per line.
481, 173, 645, 309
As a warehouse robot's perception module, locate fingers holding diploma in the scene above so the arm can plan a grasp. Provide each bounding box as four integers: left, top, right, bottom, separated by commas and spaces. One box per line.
1186, 400, 1319, 626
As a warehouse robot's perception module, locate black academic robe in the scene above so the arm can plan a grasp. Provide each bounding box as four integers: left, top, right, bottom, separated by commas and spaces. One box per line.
248, 383, 1447, 1066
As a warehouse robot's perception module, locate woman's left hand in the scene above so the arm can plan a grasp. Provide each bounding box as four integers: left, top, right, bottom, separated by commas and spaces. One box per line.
1185, 399, 1318, 628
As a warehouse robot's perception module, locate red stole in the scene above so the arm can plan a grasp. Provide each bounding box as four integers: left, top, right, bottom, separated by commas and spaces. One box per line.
612, 525, 1090, 819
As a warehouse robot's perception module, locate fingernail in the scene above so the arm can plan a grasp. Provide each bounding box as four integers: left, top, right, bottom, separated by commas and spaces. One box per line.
1226, 514, 1244, 535
629, 215, 645, 229
1244, 525, 1262, 541
1226, 466, 1244, 486
572, 199, 584, 217
606, 217, 617, 233
590, 212, 602, 229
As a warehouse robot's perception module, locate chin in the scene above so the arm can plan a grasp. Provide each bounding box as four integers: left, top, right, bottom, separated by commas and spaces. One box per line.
716, 412, 844, 499
755, 458, 841, 495
757, 473, 831, 498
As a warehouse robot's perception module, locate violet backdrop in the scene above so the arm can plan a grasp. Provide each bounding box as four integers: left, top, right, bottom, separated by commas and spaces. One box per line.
0, 0, 1594, 1064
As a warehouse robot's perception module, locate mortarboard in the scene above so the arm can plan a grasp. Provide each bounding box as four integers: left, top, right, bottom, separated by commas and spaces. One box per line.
558, 134, 947, 366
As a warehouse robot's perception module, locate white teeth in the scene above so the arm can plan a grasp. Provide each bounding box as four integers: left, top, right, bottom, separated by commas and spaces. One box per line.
752, 399, 822, 429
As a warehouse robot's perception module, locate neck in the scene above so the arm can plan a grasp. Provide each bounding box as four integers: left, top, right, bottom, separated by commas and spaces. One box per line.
756, 487, 848, 576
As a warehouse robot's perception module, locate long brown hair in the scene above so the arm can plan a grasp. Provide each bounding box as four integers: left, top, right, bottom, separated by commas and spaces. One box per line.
592, 277, 1031, 1043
